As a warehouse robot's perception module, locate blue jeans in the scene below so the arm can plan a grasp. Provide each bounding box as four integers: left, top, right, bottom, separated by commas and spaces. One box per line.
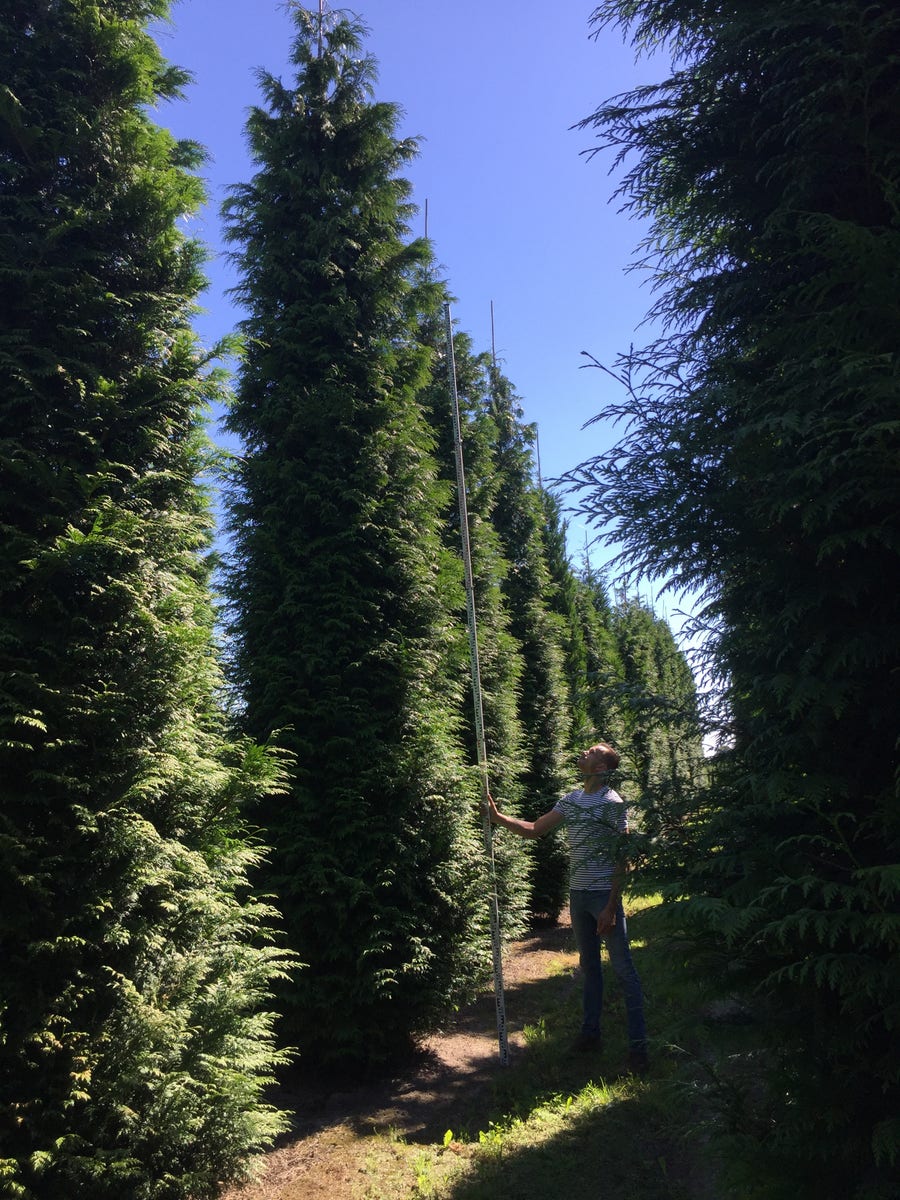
569, 889, 647, 1048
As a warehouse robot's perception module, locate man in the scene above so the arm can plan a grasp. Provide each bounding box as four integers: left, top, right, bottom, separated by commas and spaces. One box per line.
487, 742, 648, 1073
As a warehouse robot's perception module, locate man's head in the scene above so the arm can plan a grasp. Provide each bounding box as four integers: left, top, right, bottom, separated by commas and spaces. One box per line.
577, 742, 620, 778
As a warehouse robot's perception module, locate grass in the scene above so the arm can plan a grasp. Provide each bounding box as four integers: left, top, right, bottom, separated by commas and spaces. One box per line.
393, 894, 715, 1200
240, 895, 772, 1200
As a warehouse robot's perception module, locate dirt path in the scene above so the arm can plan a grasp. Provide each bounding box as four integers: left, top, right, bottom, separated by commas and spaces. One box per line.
226, 921, 580, 1200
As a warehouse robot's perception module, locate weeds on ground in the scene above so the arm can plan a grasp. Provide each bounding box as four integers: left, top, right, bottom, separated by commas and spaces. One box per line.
355, 894, 745, 1199
276, 897, 775, 1200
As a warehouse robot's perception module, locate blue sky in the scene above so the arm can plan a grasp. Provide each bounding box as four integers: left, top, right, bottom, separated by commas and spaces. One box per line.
153, 1, 668, 583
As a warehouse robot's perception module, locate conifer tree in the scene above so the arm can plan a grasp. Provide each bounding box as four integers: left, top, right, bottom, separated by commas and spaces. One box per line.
0, 3, 292, 1196
222, 9, 484, 1067
572, 573, 703, 884
611, 598, 702, 798
568, 2, 900, 1190
575, 562, 630, 752
489, 373, 571, 919
417, 311, 533, 938
539, 492, 592, 746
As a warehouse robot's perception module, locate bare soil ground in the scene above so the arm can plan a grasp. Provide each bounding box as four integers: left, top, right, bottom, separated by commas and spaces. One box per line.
225, 920, 581, 1200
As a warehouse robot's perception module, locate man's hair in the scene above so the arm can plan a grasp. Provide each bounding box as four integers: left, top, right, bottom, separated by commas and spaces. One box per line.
588, 742, 620, 771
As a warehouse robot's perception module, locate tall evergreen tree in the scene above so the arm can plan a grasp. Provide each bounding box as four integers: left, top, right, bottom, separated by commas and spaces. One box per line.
540, 491, 594, 746
572, 572, 703, 885
417, 311, 533, 939
489, 372, 571, 919
611, 597, 702, 798
575, 560, 630, 753
222, 9, 484, 1067
567, 2, 900, 1191
0, 3, 292, 1196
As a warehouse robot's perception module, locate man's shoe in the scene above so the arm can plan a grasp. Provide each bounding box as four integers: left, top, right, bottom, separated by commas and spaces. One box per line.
570, 1032, 603, 1053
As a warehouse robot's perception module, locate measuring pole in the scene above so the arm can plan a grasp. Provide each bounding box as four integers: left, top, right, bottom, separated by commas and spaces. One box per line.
444, 303, 509, 1066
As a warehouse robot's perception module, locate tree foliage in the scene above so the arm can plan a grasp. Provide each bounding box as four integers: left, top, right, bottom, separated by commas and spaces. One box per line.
417, 311, 534, 938
566, 1, 900, 1191
572, 560, 630, 753
222, 8, 485, 1068
488, 373, 571, 920
611, 597, 701, 798
0, 2, 292, 1195
540, 493, 596, 747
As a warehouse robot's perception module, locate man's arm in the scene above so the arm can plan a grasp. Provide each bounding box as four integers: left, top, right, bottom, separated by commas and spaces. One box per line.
486, 793, 564, 839
597, 807, 630, 933
597, 860, 626, 933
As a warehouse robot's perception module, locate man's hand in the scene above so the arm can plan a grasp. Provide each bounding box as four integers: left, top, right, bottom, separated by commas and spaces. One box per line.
596, 904, 617, 935
485, 798, 561, 840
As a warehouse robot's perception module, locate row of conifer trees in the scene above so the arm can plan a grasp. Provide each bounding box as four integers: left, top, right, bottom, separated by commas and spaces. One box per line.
565, 2, 900, 1196
0, 4, 701, 1197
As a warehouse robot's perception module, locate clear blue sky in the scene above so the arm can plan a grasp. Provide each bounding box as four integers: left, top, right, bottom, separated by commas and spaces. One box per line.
152, 0, 666, 578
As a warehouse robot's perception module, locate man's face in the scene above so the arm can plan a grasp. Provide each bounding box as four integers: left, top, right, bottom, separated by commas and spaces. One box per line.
577, 747, 608, 777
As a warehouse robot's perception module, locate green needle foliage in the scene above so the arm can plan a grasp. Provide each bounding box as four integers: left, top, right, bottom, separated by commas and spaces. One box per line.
540, 492, 596, 748
567, 1, 900, 1193
0, 2, 293, 1196
417, 308, 533, 941
611, 597, 702, 800
488, 371, 571, 920
222, 8, 484, 1069
607, 597, 705, 886
573, 560, 631, 753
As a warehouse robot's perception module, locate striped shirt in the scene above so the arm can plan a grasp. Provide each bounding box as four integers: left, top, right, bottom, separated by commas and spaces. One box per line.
553, 787, 627, 890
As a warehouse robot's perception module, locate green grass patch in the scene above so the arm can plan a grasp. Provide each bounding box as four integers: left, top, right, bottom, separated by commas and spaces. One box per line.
263, 896, 774, 1200
353, 894, 760, 1199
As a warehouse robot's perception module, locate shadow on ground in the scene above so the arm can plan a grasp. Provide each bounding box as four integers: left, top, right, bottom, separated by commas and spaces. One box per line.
263, 918, 587, 1145
262, 912, 670, 1148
